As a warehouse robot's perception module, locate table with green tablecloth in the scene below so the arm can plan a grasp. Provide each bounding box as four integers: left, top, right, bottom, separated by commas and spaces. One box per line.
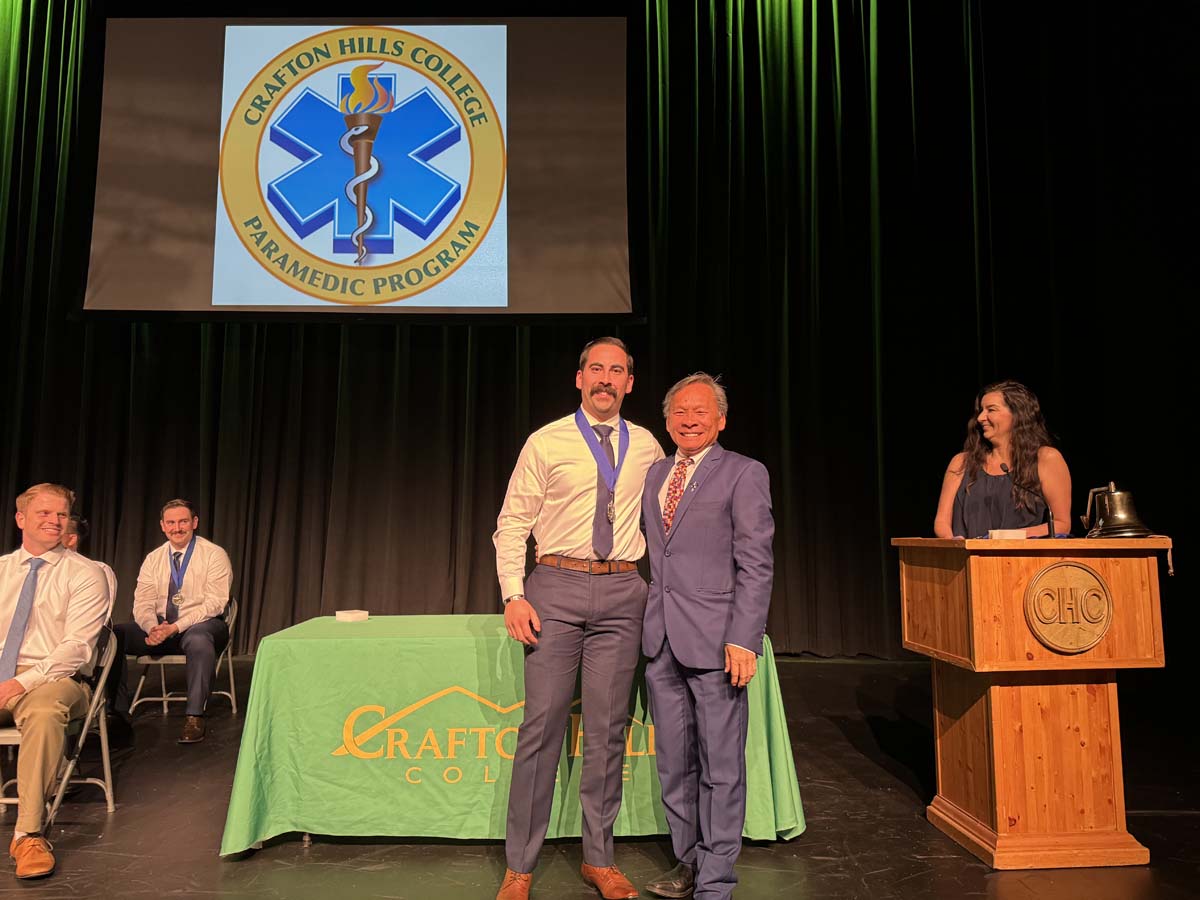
220, 615, 804, 855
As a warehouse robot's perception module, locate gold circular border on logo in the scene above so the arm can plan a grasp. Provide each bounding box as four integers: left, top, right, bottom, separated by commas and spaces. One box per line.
219, 26, 506, 305
1022, 560, 1113, 655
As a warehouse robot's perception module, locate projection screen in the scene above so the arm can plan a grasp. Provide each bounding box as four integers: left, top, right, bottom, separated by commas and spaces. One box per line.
84, 18, 629, 314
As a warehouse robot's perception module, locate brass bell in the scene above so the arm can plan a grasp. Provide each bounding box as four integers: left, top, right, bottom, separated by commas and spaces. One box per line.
1081, 482, 1153, 538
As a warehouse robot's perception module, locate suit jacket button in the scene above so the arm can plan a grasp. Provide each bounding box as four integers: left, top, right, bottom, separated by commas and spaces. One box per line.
665, 550, 672, 557
665, 586, 671, 593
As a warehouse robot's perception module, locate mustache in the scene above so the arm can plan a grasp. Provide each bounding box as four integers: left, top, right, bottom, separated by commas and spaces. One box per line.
590, 384, 617, 398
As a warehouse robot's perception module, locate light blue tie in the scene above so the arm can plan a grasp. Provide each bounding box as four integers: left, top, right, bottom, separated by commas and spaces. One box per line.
0, 557, 46, 681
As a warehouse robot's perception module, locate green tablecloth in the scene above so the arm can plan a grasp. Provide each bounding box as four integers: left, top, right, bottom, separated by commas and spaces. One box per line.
221, 615, 804, 855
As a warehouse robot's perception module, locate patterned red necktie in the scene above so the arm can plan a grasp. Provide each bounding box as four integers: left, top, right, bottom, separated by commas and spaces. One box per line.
662, 457, 694, 533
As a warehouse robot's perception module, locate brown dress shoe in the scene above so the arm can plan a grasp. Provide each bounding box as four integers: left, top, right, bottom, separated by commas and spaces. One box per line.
496, 867, 532, 900
179, 715, 206, 743
10, 834, 55, 879
581, 863, 638, 899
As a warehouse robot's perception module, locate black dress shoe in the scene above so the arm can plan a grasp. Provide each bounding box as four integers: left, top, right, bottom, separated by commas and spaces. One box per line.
644, 862, 694, 898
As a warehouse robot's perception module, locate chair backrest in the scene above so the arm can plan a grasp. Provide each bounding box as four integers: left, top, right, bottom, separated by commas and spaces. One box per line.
77, 618, 113, 679
64, 626, 116, 758
85, 626, 117, 694
224, 597, 239, 635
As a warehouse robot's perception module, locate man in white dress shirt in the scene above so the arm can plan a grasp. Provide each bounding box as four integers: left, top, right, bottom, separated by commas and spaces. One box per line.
62, 516, 116, 615
494, 338, 665, 900
109, 499, 232, 744
60, 516, 117, 687
0, 483, 109, 879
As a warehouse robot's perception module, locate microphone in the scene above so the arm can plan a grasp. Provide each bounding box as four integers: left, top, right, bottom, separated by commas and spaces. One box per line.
1000, 462, 1056, 537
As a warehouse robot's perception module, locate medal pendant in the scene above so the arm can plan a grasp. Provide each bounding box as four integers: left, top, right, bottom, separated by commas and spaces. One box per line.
606, 496, 615, 524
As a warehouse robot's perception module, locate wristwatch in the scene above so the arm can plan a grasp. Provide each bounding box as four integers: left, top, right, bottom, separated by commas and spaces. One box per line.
504, 594, 526, 605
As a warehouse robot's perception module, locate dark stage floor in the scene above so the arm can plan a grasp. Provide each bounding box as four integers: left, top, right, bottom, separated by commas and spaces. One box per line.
9, 658, 1197, 899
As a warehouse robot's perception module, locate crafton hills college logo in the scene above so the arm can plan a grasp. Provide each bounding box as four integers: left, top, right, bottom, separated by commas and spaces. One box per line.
219, 26, 506, 305
331, 686, 657, 785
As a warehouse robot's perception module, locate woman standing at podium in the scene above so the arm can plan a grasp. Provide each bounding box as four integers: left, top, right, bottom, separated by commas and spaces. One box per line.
934, 380, 1072, 538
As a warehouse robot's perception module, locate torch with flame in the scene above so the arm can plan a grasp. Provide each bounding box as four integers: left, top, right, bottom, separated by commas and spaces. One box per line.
339, 64, 395, 264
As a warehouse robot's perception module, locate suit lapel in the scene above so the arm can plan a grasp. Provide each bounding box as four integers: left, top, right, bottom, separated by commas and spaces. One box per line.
645, 458, 670, 536
664, 443, 725, 546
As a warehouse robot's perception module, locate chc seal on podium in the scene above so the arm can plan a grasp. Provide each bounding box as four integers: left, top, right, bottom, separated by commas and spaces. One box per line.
1023, 561, 1114, 654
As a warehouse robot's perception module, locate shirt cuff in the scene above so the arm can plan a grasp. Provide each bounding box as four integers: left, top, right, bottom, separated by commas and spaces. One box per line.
14, 669, 46, 693
724, 643, 755, 654
499, 577, 525, 600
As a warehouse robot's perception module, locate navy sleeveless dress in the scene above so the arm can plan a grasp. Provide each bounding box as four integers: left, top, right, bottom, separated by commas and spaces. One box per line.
951, 470, 1046, 538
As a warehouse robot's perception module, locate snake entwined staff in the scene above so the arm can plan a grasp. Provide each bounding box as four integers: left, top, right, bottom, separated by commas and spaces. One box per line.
339, 64, 394, 264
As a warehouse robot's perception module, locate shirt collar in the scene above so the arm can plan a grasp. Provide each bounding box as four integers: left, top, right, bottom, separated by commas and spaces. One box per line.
17, 544, 66, 567
165, 536, 196, 556
675, 443, 715, 468
579, 406, 622, 430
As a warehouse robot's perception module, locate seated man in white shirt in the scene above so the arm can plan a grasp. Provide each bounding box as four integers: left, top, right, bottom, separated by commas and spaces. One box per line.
109, 499, 232, 744
0, 483, 109, 879
61, 516, 116, 614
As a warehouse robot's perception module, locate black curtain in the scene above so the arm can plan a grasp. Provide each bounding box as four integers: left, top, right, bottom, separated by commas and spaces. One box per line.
2, 2, 1193, 658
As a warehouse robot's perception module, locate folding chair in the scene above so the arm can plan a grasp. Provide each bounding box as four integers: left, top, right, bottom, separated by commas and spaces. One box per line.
129, 597, 238, 716
0, 626, 117, 825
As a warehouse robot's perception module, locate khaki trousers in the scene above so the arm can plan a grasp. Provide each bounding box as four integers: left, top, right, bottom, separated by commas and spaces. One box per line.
0, 666, 89, 833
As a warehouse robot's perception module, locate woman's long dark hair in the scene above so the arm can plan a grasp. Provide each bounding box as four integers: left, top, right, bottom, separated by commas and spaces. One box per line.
958, 380, 1052, 511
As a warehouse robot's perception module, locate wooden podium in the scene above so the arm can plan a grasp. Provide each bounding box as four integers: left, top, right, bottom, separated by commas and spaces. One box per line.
892, 537, 1171, 869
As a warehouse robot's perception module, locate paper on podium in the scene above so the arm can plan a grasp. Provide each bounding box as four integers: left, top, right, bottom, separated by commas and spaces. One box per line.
987, 529, 1027, 540
335, 609, 369, 622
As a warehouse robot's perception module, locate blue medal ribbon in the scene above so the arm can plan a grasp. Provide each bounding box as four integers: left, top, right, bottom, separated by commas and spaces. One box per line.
574, 407, 630, 495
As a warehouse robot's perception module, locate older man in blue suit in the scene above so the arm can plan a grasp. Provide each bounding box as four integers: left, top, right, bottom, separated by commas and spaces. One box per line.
640, 373, 774, 900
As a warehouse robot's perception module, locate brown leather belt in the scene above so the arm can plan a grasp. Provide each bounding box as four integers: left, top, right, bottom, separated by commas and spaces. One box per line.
537, 554, 638, 575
